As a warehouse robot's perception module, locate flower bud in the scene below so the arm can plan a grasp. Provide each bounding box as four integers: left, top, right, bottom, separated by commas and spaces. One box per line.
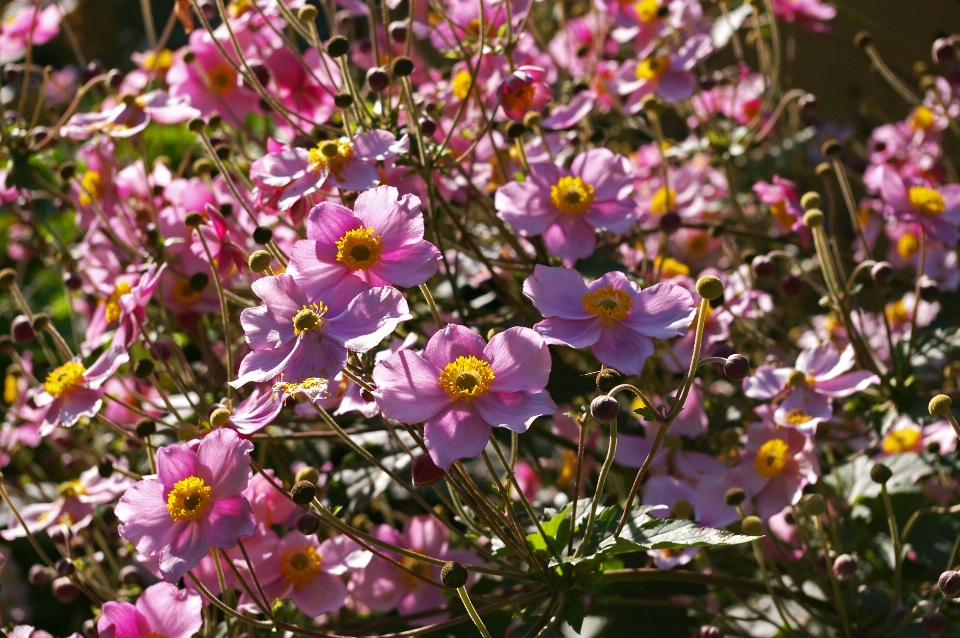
106, 68, 124, 89
28, 564, 51, 586
833, 554, 857, 578
419, 117, 437, 137
184, 211, 204, 228
252, 226, 273, 245
389, 21, 408, 43
798, 93, 817, 115
334, 92, 354, 108
55, 557, 76, 576
929, 394, 952, 416
119, 565, 141, 585
695, 275, 723, 301
0, 268, 17, 288
596, 368, 622, 393
177, 422, 197, 441
296, 511, 321, 535
52, 576, 78, 603
297, 4, 318, 21
412, 453, 445, 487
695, 626, 723, 638
871, 261, 893, 284
919, 276, 941, 302
209, 407, 231, 427
922, 611, 947, 637
291, 480, 317, 505
724, 487, 746, 506
135, 417, 157, 437
31, 313, 50, 332
440, 561, 468, 589
295, 466, 320, 485
800, 192, 821, 210
658, 211, 682, 235
366, 67, 390, 92
870, 463, 892, 484
189, 272, 208, 291
780, 273, 803, 297
506, 122, 527, 139
326, 36, 349, 58
752, 255, 774, 278
933, 37, 956, 63
391, 56, 415, 78
59, 161, 76, 181
853, 31, 872, 49
523, 111, 542, 128
11, 315, 34, 343
723, 355, 751, 381
0, 337, 14, 355
741, 516, 763, 536
802, 209, 824, 228
590, 395, 619, 423
248, 250, 273, 273
133, 359, 155, 379
672, 499, 693, 519
940, 570, 960, 598
803, 494, 826, 517
97, 459, 114, 478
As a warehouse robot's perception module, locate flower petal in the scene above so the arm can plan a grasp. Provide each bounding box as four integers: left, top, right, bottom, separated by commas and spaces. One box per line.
522, 265, 590, 319
423, 405, 491, 470
195, 428, 254, 498
591, 323, 655, 377
372, 350, 449, 424
622, 283, 697, 338
485, 327, 552, 393
474, 389, 556, 432
137, 583, 203, 638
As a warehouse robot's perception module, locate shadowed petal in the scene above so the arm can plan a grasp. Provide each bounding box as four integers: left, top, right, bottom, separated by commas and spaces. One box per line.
372, 350, 449, 424
423, 405, 491, 470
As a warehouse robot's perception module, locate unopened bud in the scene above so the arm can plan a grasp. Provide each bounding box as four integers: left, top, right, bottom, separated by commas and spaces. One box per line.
919, 276, 941, 302
833, 554, 857, 578
28, 564, 50, 586
695, 626, 723, 638
596, 368, 622, 393
248, 250, 273, 273
741, 516, 763, 536
119, 565, 141, 585
922, 611, 947, 637
523, 111, 542, 129
659, 211, 682, 235
187, 117, 205, 133
871, 261, 893, 284
929, 394, 952, 416
440, 561, 468, 589
296, 511, 321, 535
695, 275, 723, 301
55, 557, 76, 576
853, 31, 872, 49
798, 93, 817, 115
334, 92, 354, 108
291, 480, 317, 505
419, 117, 437, 137
366, 67, 390, 92
177, 422, 197, 441
0, 268, 16, 288
724, 487, 745, 506
31, 314, 50, 332
389, 21, 408, 43
723, 355, 751, 381
295, 466, 320, 485
506, 122, 527, 139
184, 212, 204, 228
209, 407, 231, 427
940, 570, 960, 598
326, 35, 349, 58
391, 56, 414, 78
752, 255, 774, 278
933, 37, 956, 63
802, 209, 824, 228
412, 453, 445, 487
870, 463, 892, 484
135, 418, 157, 437
780, 273, 803, 297
133, 359, 155, 379
803, 494, 826, 517
820, 138, 841, 156
52, 577, 78, 603
590, 395, 619, 423
11, 315, 34, 343
800, 192, 821, 210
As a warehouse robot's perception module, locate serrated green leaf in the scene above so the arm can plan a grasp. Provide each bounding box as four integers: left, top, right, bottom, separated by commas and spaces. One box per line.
599, 515, 756, 555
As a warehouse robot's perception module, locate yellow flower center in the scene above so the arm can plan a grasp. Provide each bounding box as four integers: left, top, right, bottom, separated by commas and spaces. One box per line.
4, 373, 17, 404
649, 186, 676, 216
557, 449, 577, 487
272, 377, 330, 401
653, 256, 690, 279
885, 299, 910, 325
166, 476, 212, 522
292, 302, 329, 336
634, 0, 661, 23
228, 0, 254, 17
908, 186, 945, 216
897, 232, 919, 260
308, 140, 355, 179
43, 362, 87, 398
635, 55, 671, 81
550, 176, 595, 215
769, 200, 794, 229
452, 70, 474, 101
104, 281, 132, 324
783, 407, 814, 425
438, 355, 495, 402
502, 84, 536, 114
882, 427, 922, 454
754, 438, 790, 478
909, 106, 935, 132
399, 549, 433, 589
57, 480, 87, 498
336, 226, 384, 270
581, 285, 633, 324
142, 49, 173, 72
280, 545, 323, 589
206, 63, 236, 95
78, 171, 102, 206
172, 278, 203, 306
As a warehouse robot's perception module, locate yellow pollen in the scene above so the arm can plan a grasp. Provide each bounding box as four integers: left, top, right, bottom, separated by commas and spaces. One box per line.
399, 549, 434, 588
4, 374, 17, 404
653, 256, 690, 279
908, 186, 945, 217
783, 408, 813, 425
172, 279, 203, 306
885, 299, 910, 325
280, 544, 323, 589
335, 226, 384, 270
557, 449, 577, 487
769, 200, 794, 229
550, 176, 595, 215
754, 438, 790, 478
292, 302, 328, 336
142, 632, 168, 638
104, 281, 132, 324
649, 186, 676, 216
634, 0, 660, 23
882, 427, 922, 454
57, 480, 87, 498
635, 55, 671, 81
582, 285, 633, 324
166, 476, 212, 522
308, 140, 355, 178
897, 232, 919, 260
452, 70, 474, 101
78, 171, 102, 206
909, 106, 935, 132
43, 362, 87, 398
142, 49, 173, 72
228, 0, 254, 17
206, 63, 236, 95
272, 377, 330, 401
438, 355, 495, 402
502, 84, 536, 114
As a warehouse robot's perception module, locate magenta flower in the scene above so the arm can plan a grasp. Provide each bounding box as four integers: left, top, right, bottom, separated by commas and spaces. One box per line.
85, 263, 165, 351
97, 582, 202, 638
61, 91, 200, 140
615, 35, 711, 110
523, 265, 696, 377
265, 47, 341, 138
743, 343, 879, 433
226, 385, 285, 436
32, 346, 129, 436
498, 66, 552, 122
373, 324, 556, 470
753, 175, 808, 236
115, 428, 257, 583
0, 3, 61, 63
495, 149, 635, 265
769, 0, 836, 32
251, 130, 409, 211
286, 186, 440, 299
874, 164, 960, 247
232, 273, 411, 388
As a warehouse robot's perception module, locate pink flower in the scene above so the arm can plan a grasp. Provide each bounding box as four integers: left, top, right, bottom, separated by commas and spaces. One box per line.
498, 66, 552, 122
878, 416, 957, 457
769, 0, 836, 32
32, 346, 129, 435
232, 274, 411, 388
226, 385, 285, 436
744, 343, 879, 433
0, 3, 61, 63
60, 91, 200, 139
752, 175, 808, 236
265, 47, 341, 137
523, 265, 696, 376
615, 34, 711, 110
872, 164, 960, 247
85, 263, 166, 352
97, 582, 202, 638
115, 428, 257, 582
373, 324, 556, 470
495, 149, 635, 265
286, 186, 440, 298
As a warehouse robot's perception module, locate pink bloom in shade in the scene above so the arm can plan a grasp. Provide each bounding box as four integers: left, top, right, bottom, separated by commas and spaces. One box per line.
877, 416, 957, 457
242, 470, 297, 527
873, 164, 960, 247
97, 582, 202, 638
0, 3, 61, 63
251, 131, 409, 211
511, 460, 541, 501
286, 186, 440, 298
372, 324, 557, 470
769, 0, 836, 32
190, 204, 248, 280
523, 265, 696, 377
498, 66, 552, 122
32, 346, 129, 436
257, 533, 371, 617
730, 421, 820, 521
743, 343, 879, 433
115, 428, 257, 583
227, 385, 285, 436
232, 273, 411, 388
752, 175, 809, 237
265, 47, 341, 137
615, 34, 712, 110
350, 515, 479, 620
60, 91, 200, 140
495, 149, 635, 265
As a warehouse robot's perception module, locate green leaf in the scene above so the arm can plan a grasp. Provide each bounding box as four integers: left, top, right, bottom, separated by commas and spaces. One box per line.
527, 505, 572, 555
599, 511, 756, 555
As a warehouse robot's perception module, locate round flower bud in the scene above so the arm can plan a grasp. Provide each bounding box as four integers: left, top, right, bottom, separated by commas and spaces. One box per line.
295, 466, 321, 485
297, 4, 318, 21
933, 37, 956, 63
291, 480, 317, 505
177, 422, 198, 441
930, 394, 952, 416
59, 162, 76, 181
854, 31, 872, 49
52, 576, 78, 603
366, 67, 390, 92
189, 272, 208, 292
0, 336, 13, 354
940, 570, 960, 598
803, 494, 827, 517
183, 211, 204, 229
440, 561, 469, 589
133, 359, 155, 379
97, 459, 114, 478
30, 313, 50, 333
871, 261, 894, 285
752, 255, 774, 278
248, 250, 273, 273
334, 92, 354, 108
28, 564, 51, 586
927, 440, 942, 455
833, 554, 857, 578
696, 626, 723, 638
391, 56, 415, 78
802, 209, 824, 228
724, 487, 746, 506
412, 453, 445, 487
0, 268, 16, 288
209, 407, 231, 427
187, 117, 205, 133
870, 463, 892, 484
135, 418, 157, 438
695, 275, 724, 301
723, 355, 751, 381
419, 117, 437, 137
296, 511, 321, 536
780, 273, 803, 297
250, 226, 273, 246
106, 68, 124, 89
800, 192, 821, 210
389, 21, 408, 43
659, 211, 682, 235
919, 276, 941, 302
596, 368, 622, 393
64, 271, 82, 290
326, 35, 350, 58
506, 122, 527, 139
55, 557, 76, 576
11, 315, 34, 343
119, 565, 141, 585
798, 93, 817, 115
590, 395, 620, 423
821, 138, 841, 156
523, 111, 542, 129
741, 516, 764, 536
922, 611, 947, 637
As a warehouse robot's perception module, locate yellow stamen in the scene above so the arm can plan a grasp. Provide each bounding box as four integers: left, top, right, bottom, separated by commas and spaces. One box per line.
882, 427, 922, 454
653, 256, 690, 279
399, 549, 434, 588
142, 49, 173, 72
783, 408, 813, 425
57, 480, 87, 498
908, 186, 945, 217
280, 544, 323, 589
909, 106, 935, 132
649, 186, 676, 216
308, 140, 355, 179
452, 70, 474, 101
581, 285, 633, 325
635, 55, 671, 81
166, 476, 212, 522
885, 299, 910, 325
4, 373, 19, 404
557, 449, 577, 487
550, 176, 595, 215
634, 0, 660, 23
754, 438, 790, 478
438, 355, 495, 403
206, 63, 236, 95
335, 226, 384, 270
502, 84, 536, 114
172, 279, 203, 307
897, 232, 919, 260
78, 171, 102, 207
769, 200, 794, 229
292, 302, 329, 336
43, 362, 86, 398
104, 281, 132, 324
